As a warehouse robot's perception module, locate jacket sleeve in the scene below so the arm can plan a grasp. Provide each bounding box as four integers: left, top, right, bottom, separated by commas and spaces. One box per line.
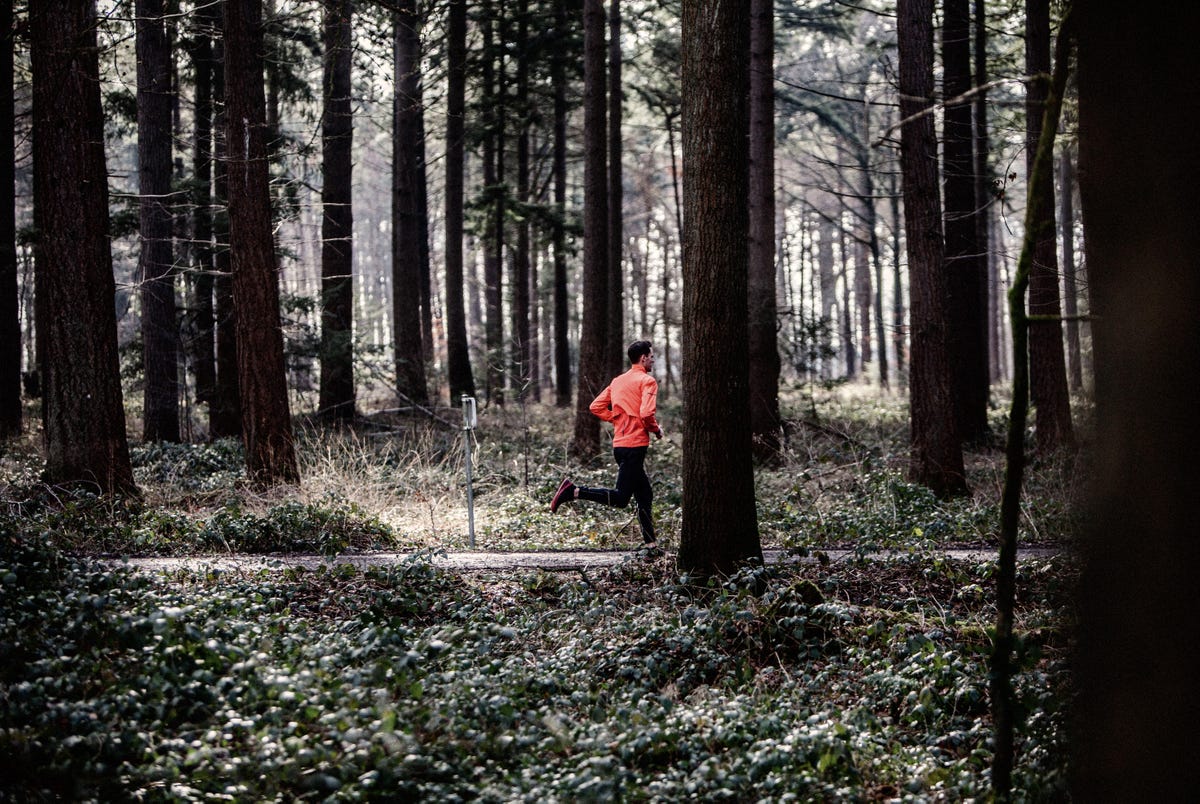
589, 385, 616, 422
639, 377, 662, 434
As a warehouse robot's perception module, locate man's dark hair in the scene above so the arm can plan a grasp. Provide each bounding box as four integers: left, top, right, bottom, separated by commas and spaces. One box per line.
627, 340, 653, 364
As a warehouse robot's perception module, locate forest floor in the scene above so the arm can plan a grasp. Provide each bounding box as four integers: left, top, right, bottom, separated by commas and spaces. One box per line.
1, 386, 1084, 800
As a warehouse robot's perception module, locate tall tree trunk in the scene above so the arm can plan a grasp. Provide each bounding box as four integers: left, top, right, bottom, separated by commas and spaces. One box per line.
817, 213, 836, 380
137, 0, 181, 443
943, 0, 987, 443
571, 0, 608, 458
1074, 5, 1200, 799
898, 0, 967, 496
679, 0, 761, 576
31, 0, 135, 493
1025, 0, 1073, 452
482, 8, 505, 406
973, 0, 997, 387
748, 0, 781, 459
444, 0, 474, 400
210, 28, 241, 439
839, 222, 856, 378
1059, 143, 1083, 392
393, 0, 429, 405
189, 3, 217, 412
552, 0, 571, 407
607, 0, 624, 375
320, 0, 356, 419
225, 0, 298, 485
511, 0, 532, 401
0, 0, 19, 438
889, 169, 906, 388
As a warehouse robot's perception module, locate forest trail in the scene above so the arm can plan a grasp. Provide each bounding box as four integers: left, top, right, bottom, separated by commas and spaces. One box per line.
114, 547, 1063, 574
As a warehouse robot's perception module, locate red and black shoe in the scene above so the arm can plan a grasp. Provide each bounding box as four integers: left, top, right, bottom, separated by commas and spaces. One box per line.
550, 478, 576, 513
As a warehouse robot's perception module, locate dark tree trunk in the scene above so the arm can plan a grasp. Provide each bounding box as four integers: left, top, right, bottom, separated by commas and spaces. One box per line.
898, 0, 967, 496
973, 0, 997, 388
31, 0, 136, 494
943, 0, 988, 443
444, 0, 475, 400
482, 8, 505, 406
607, 0, 624, 376
678, 0, 761, 576
552, 0, 571, 408
571, 0, 608, 458
512, 0, 532, 401
748, 0, 781, 460
1059, 144, 1083, 392
189, 2, 217, 411
210, 29, 242, 439
1025, 0, 1073, 452
1074, 4, 1200, 800
319, 0, 356, 420
137, 0, 181, 443
889, 169, 906, 387
224, 0, 298, 485
0, 0, 19, 438
393, 0, 429, 405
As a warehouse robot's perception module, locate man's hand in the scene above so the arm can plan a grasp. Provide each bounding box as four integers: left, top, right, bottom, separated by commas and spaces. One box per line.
655, 428, 665, 440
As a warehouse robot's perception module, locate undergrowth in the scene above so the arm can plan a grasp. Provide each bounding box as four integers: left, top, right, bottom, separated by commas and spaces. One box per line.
0, 387, 1082, 799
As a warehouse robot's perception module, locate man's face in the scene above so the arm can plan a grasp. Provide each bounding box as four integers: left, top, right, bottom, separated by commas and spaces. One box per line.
641, 350, 656, 370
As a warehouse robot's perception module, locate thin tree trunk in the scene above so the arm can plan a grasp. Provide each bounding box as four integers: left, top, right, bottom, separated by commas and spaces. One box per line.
210, 27, 241, 440
31, 0, 135, 493
393, 0, 429, 405
137, 0, 181, 442
444, 0, 474, 400
993, 13, 1071, 794
748, 0, 781, 459
482, 7, 505, 406
943, 0, 987, 443
1026, 0, 1073, 452
552, 0, 571, 407
572, 0, 608, 458
320, 0, 356, 419
511, 0, 532, 401
189, 3, 217, 411
973, 0, 996, 388
1059, 143, 1082, 392
607, 0, 624, 375
898, 0, 966, 496
0, 0, 19, 438
225, 0, 298, 485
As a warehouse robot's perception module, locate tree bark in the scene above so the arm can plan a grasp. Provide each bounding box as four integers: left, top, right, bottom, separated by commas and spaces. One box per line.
1059, 144, 1083, 392
1073, 4, 1200, 799
572, 0, 609, 458
0, 0, 19, 438
188, 2, 217, 412
1025, 0, 1073, 452
137, 0, 181, 443
511, 0, 533, 401
552, 0, 571, 407
482, 7, 506, 406
31, 0, 136, 494
444, 0, 474, 401
607, 0, 624, 376
552, 0, 571, 410
319, 0, 356, 420
224, 0, 298, 485
210, 27, 242, 439
678, 0, 761, 576
748, 0, 781, 460
898, 0, 966, 496
393, 0, 429, 405
943, 0, 988, 443
973, 0, 998, 388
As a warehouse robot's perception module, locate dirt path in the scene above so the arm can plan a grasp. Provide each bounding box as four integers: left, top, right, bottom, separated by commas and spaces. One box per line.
114, 546, 1063, 574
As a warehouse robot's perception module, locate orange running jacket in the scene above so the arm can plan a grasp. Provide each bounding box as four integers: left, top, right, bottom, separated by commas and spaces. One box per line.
589, 364, 662, 447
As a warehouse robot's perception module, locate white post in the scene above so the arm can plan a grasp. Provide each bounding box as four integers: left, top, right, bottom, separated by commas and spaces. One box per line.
461, 395, 477, 548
